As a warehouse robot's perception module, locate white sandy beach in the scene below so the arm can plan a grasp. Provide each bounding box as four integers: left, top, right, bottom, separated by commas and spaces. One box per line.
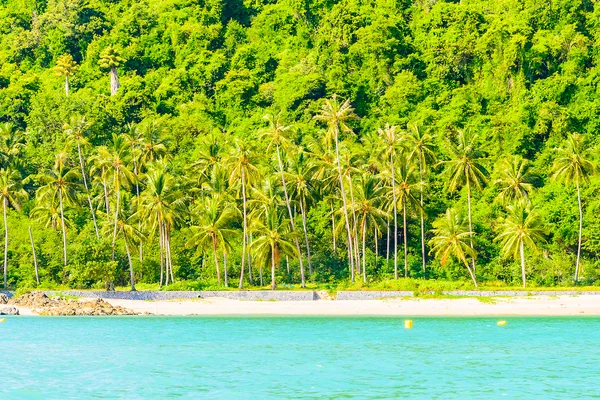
89, 295, 600, 316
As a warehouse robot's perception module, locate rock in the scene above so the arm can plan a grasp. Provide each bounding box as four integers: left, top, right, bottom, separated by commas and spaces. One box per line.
9, 292, 136, 316
0, 306, 19, 315
0, 293, 8, 304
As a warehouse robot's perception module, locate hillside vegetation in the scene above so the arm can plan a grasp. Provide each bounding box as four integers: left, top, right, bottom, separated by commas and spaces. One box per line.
1, 0, 600, 290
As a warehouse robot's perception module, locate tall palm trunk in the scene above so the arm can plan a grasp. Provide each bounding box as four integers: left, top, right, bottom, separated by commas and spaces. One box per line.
463, 260, 478, 287
418, 160, 426, 272
131, 151, 143, 266
520, 240, 526, 288
299, 200, 312, 275
110, 66, 120, 96
65, 75, 70, 97
331, 202, 337, 255
124, 236, 136, 291
390, 152, 398, 279
111, 176, 121, 261
403, 197, 408, 278
276, 145, 305, 287
166, 224, 174, 284
334, 132, 355, 281
466, 179, 476, 273
158, 219, 165, 288
239, 169, 248, 289
212, 235, 221, 284
248, 233, 253, 284
361, 216, 367, 283
3, 198, 8, 289
223, 252, 228, 287
386, 219, 390, 264
348, 175, 360, 273
102, 167, 110, 215
77, 141, 99, 239
59, 190, 68, 266
271, 245, 276, 290
575, 180, 583, 282
29, 226, 39, 284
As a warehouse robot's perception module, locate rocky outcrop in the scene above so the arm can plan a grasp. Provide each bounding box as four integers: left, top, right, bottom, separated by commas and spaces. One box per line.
9, 292, 136, 316
0, 293, 8, 304
0, 306, 19, 315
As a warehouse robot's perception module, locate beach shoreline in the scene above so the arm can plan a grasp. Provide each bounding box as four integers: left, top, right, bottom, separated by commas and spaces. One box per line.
8, 295, 598, 317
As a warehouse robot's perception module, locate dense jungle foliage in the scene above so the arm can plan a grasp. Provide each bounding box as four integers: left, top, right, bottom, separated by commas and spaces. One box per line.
1, 0, 600, 291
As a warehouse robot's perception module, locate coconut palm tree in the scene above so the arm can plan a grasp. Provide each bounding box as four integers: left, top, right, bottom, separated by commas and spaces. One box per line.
186, 196, 237, 286
441, 129, 488, 273
0, 169, 27, 288
99, 47, 125, 96
495, 156, 536, 205
250, 205, 298, 290
495, 201, 545, 287
429, 208, 478, 286
227, 139, 259, 288
137, 161, 186, 287
36, 153, 81, 266
54, 54, 78, 96
552, 133, 596, 281
314, 96, 358, 280
0, 122, 25, 169
406, 122, 436, 271
260, 114, 307, 287
64, 115, 99, 238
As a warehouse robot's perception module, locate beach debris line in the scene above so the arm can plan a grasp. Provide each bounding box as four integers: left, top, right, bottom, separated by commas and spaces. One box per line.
9, 292, 137, 316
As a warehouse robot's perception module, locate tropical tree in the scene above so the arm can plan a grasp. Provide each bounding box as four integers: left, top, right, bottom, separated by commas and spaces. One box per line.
495, 201, 546, 287
441, 129, 488, 272
314, 95, 358, 280
54, 54, 78, 96
0, 123, 25, 168
552, 133, 596, 281
250, 205, 298, 290
99, 47, 125, 96
0, 169, 27, 288
429, 208, 478, 286
495, 156, 536, 205
405, 122, 436, 271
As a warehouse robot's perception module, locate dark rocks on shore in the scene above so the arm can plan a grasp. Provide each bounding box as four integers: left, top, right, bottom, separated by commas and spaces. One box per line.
0, 306, 19, 315
9, 292, 136, 316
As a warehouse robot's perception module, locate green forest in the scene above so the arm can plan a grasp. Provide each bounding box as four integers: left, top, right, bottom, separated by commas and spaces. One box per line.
1, 0, 600, 291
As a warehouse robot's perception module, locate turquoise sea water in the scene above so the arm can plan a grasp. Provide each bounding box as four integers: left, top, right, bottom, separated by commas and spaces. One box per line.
1, 316, 598, 399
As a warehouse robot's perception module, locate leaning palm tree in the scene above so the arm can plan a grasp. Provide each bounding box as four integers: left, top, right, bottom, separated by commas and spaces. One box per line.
99, 47, 125, 96
36, 153, 81, 266
405, 122, 436, 271
227, 139, 259, 288
441, 129, 488, 272
0, 169, 27, 288
495, 156, 536, 205
429, 208, 478, 286
250, 205, 298, 290
552, 133, 596, 281
260, 114, 307, 287
54, 54, 78, 96
64, 115, 99, 238
314, 95, 359, 280
186, 196, 237, 286
495, 201, 545, 288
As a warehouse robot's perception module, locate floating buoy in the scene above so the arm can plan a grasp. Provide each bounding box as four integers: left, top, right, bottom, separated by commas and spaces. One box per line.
404, 319, 413, 329
497, 320, 507, 326
0, 318, 5, 323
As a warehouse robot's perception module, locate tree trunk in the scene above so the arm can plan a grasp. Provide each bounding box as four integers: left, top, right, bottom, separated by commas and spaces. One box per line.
102, 167, 110, 216
348, 176, 360, 273
3, 199, 7, 289
386, 219, 390, 265
248, 233, 253, 284
111, 177, 121, 261
158, 219, 164, 288
110, 66, 120, 96
334, 130, 355, 281
65, 75, 70, 97
239, 169, 248, 289
466, 179, 476, 273
299, 200, 312, 276
331, 202, 337, 256
166, 225, 174, 284
575, 181, 583, 282
276, 145, 306, 287
520, 240, 526, 288
212, 235, 221, 284
77, 142, 99, 239
362, 216, 367, 283
59, 190, 68, 266
29, 226, 39, 284
223, 252, 228, 287
124, 236, 136, 291
391, 152, 398, 279
464, 261, 478, 287
271, 245, 276, 290
403, 197, 408, 278
419, 160, 426, 272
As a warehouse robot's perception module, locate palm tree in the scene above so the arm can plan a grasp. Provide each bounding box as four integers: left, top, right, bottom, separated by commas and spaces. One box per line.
251, 205, 298, 290
378, 123, 401, 278
137, 161, 186, 287
429, 208, 478, 286
552, 133, 596, 281
0, 169, 27, 288
227, 140, 259, 288
54, 54, 78, 96
314, 95, 358, 280
36, 153, 81, 266
495, 156, 536, 205
406, 122, 436, 271
64, 115, 99, 238
0, 122, 25, 168
260, 114, 307, 287
441, 129, 488, 273
186, 197, 237, 286
495, 201, 545, 287
99, 47, 125, 96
